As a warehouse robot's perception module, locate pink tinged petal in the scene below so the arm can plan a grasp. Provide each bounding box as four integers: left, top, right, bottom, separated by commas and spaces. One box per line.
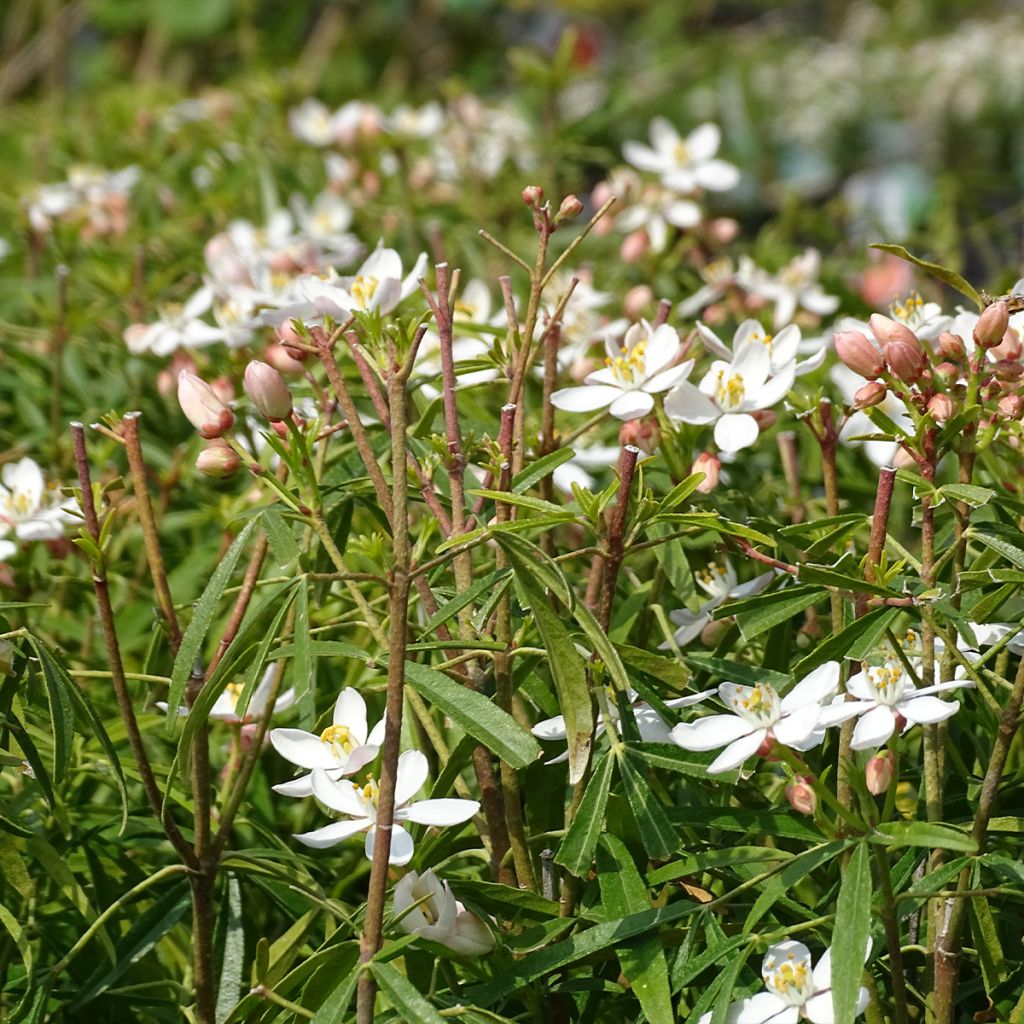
333, 687, 369, 740
708, 728, 767, 773
270, 728, 339, 770
714, 413, 760, 452
550, 384, 622, 412
850, 704, 897, 750
781, 662, 841, 712
686, 122, 721, 161
622, 141, 665, 174
401, 798, 480, 826
394, 749, 430, 807
532, 715, 568, 741
697, 321, 733, 359
664, 381, 719, 424
294, 817, 371, 849
899, 695, 960, 725
609, 390, 654, 420
773, 703, 823, 747
365, 823, 416, 866
342, 743, 379, 775
646, 360, 694, 394
311, 770, 369, 816
272, 773, 315, 798
670, 714, 754, 751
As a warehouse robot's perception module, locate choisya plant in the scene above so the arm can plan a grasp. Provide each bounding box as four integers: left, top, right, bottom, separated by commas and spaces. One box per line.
6, 169, 1024, 1024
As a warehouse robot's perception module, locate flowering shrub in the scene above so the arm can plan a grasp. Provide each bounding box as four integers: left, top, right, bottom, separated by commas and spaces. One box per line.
6, 5, 1024, 1024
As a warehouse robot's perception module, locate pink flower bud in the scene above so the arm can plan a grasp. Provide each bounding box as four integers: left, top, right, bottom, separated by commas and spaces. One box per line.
866, 750, 895, 796
938, 331, 966, 361
195, 442, 240, 479
619, 418, 661, 453
244, 360, 293, 421
998, 394, 1024, 420
692, 451, 721, 493
751, 409, 777, 431
521, 185, 544, 208
699, 617, 732, 647
786, 775, 817, 816
623, 285, 654, 319
620, 229, 650, 263
989, 331, 1022, 362
884, 338, 927, 383
934, 361, 960, 384
555, 194, 584, 224
708, 217, 740, 245
995, 360, 1024, 382
927, 393, 955, 423
854, 381, 887, 409
974, 300, 1010, 349
265, 343, 306, 375
211, 376, 235, 405
869, 313, 920, 348
835, 330, 884, 378
178, 372, 234, 439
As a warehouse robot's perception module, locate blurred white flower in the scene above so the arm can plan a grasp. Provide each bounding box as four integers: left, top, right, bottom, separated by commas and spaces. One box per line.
661, 560, 772, 647
697, 319, 825, 377
623, 118, 740, 193
0, 459, 75, 551
394, 870, 494, 955
157, 665, 296, 725
748, 249, 839, 329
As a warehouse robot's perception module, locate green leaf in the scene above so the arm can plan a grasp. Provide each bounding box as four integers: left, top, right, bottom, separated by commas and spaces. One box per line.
831, 841, 872, 1024
870, 821, 976, 852
555, 752, 612, 875
796, 563, 898, 598
681, 655, 789, 689
660, 472, 707, 511
572, 599, 631, 693
468, 488, 577, 519
973, 529, 1024, 570
504, 547, 592, 783
261, 506, 299, 567
709, 947, 748, 1024
792, 607, 901, 677
0, 901, 34, 1017
718, 586, 825, 640
30, 637, 73, 782
371, 961, 447, 1024
166, 517, 258, 723
617, 645, 692, 691
869, 243, 982, 308
618, 747, 679, 860
940, 483, 996, 508
422, 570, 510, 635
653, 513, 773, 546
511, 448, 575, 493
216, 874, 246, 1024
626, 742, 737, 783
495, 532, 573, 608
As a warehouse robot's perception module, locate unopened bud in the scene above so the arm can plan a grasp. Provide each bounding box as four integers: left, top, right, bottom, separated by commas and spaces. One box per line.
265, 342, 306, 374
938, 331, 966, 361
521, 185, 544, 208
835, 330, 883, 378
555, 194, 583, 224
623, 284, 654, 319
196, 442, 240, 479
699, 617, 732, 647
934, 361, 960, 384
998, 393, 1024, 420
884, 338, 927, 383
786, 775, 817, 816
995, 360, 1024, 382
708, 217, 740, 245
869, 313, 920, 348
692, 451, 721, 493
751, 409, 777, 431
620, 229, 649, 263
866, 750, 895, 796
927, 393, 955, 423
990, 331, 1023, 362
974, 300, 1010, 349
244, 360, 294, 421
854, 381, 887, 409
619, 418, 661, 453
178, 372, 235, 439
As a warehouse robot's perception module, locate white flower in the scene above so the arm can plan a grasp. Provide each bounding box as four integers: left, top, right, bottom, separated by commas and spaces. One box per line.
532, 686, 715, 765
677, 258, 741, 318
294, 750, 479, 865
126, 288, 225, 356
551, 321, 693, 420
661, 560, 773, 647
388, 102, 445, 139
0, 458, 75, 547
270, 687, 385, 798
394, 869, 495, 955
615, 185, 703, 252
288, 99, 340, 147
829, 360, 913, 468
820, 639, 972, 750
157, 665, 296, 724
664, 338, 795, 452
697, 319, 825, 378
623, 118, 740, 193
748, 249, 839, 329
289, 191, 362, 266
670, 663, 841, 774
698, 939, 870, 1024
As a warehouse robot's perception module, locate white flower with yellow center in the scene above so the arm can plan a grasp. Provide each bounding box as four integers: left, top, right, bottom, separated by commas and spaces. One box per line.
293, 750, 479, 865
270, 688, 385, 797
664, 339, 795, 452
747, 248, 839, 329
697, 319, 825, 378
394, 869, 495, 956
288, 99, 340, 147
125, 287, 226, 356
623, 118, 740, 194
157, 665, 296, 725
0, 458, 75, 556
698, 940, 870, 1024
550, 321, 693, 421
889, 291, 950, 341
671, 663, 841, 774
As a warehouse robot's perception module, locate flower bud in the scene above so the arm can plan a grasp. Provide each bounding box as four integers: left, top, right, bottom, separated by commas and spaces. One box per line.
620, 229, 649, 263
834, 330, 883, 378
938, 331, 966, 361
866, 750, 895, 796
699, 616, 732, 647
244, 360, 293, 421
619, 417, 661, 453
708, 217, 740, 245
927, 393, 955, 423
884, 338, 927, 383
995, 360, 1024, 382
990, 331, 1022, 362
211, 376, 235, 406
785, 775, 817, 816
196, 442, 240, 479
854, 381, 887, 409
265, 342, 307, 374
934, 361, 960, 385
521, 185, 544, 208
623, 284, 654, 319
178, 371, 234, 439
998, 393, 1024, 420
751, 409, 777, 431
692, 451, 721, 493
974, 300, 1010, 349
555, 194, 584, 224
869, 313, 920, 348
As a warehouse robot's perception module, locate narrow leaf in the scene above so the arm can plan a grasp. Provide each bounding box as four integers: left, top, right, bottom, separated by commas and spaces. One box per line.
831, 841, 872, 1024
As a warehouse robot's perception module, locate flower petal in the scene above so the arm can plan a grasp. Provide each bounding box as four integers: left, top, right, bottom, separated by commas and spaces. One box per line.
311, 770, 369, 816
780, 661, 841, 712
270, 728, 338, 770
551, 384, 622, 413
365, 823, 416, 865
850, 704, 897, 750
773, 703, 823, 747
401, 798, 480, 826
532, 715, 568, 741
899, 694, 960, 725
708, 728, 766, 773
714, 413, 760, 452
333, 687, 369, 741
395, 749, 429, 807
293, 817, 371, 849
609, 390, 654, 420
670, 714, 753, 751
664, 381, 719, 424
272, 772, 315, 797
